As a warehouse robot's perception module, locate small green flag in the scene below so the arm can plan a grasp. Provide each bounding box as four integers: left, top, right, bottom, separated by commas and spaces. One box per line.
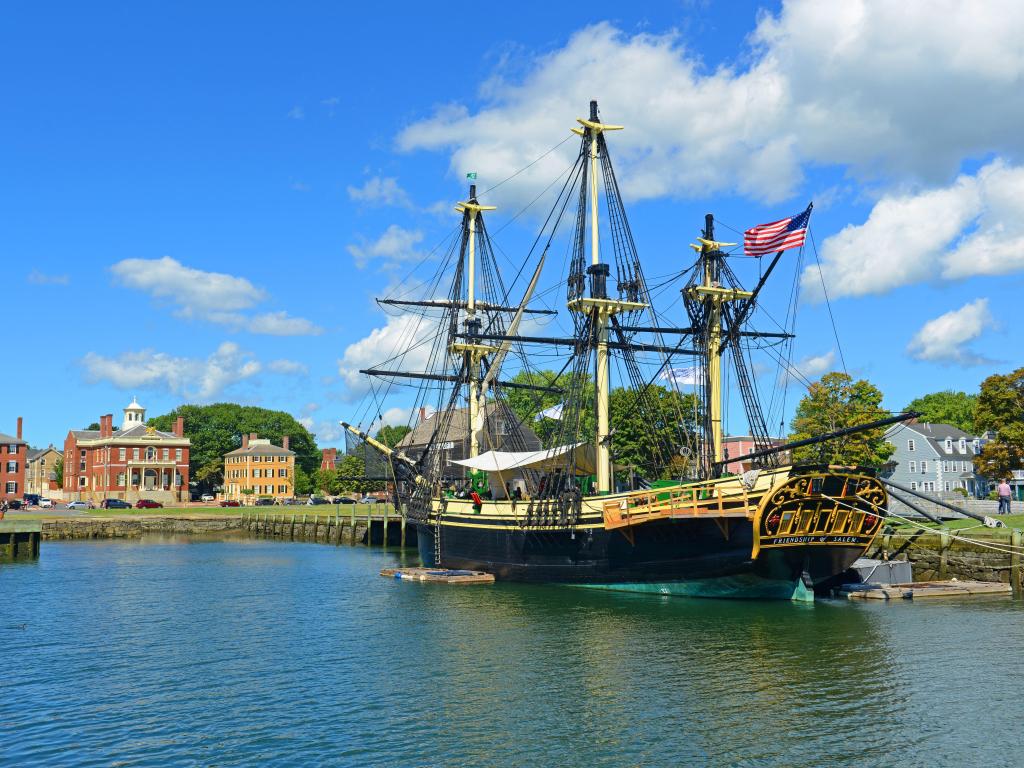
466, 172, 477, 179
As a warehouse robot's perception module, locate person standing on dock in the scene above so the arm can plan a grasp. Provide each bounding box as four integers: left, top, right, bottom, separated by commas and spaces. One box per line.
997, 479, 1012, 515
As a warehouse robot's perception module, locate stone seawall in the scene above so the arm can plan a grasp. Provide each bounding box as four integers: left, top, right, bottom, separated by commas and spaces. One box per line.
43, 516, 244, 540
869, 530, 1021, 587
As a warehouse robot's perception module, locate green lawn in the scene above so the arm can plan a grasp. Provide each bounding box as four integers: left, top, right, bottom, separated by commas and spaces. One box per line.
891, 513, 1024, 539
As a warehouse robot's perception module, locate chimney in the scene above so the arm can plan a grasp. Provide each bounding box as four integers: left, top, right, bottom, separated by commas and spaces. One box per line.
242, 434, 249, 449
16, 416, 23, 441
104, 413, 114, 437
419, 406, 427, 424
282, 435, 290, 451
174, 416, 184, 437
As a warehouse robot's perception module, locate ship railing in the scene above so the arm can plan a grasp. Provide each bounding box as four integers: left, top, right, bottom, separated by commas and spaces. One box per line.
603, 482, 757, 530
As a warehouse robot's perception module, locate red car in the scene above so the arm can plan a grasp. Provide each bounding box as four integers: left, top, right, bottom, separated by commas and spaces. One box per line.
136, 499, 163, 509
219, 500, 240, 507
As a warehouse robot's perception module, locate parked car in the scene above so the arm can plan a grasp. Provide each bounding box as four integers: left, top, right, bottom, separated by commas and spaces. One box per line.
5, 499, 23, 510
136, 499, 163, 509
359, 496, 380, 504
200, 494, 215, 502
101, 499, 132, 509
332, 497, 357, 505
39, 498, 54, 509
306, 497, 330, 506
282, 498, 304, 506
67, 500, 94, 510
254, 498, 275, 506
22, 494, 41, 507
219, 499, 240, 507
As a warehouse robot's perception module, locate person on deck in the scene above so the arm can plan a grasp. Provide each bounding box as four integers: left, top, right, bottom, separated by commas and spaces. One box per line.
997, 479, 1012, 515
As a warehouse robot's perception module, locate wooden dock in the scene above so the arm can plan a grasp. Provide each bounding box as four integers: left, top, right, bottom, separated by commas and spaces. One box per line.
0, 520, 41, 562
838, 580, 1012, 600
381, 567, 495, 585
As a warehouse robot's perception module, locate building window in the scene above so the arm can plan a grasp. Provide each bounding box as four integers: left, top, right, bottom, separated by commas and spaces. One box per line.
119, 447, 126, 461
966, 462, 973, 473
80, 449, 86, 458
909, 461, 917, 473
945, 438, 953, 452
907, 439, 916, 451
79, 477, 87, 487
133, 448, 139, 460
920, 461, 928, 473
9, 445, 18, 454
278, 468, 287, 477
5, 481, 15, 494
279, 485, 287, 493
146, 447, 156, 461
944, 482, 950, 492
910, 482, 918, 490
942, 461, 949, 472
117, 473, 125, 486
5, 461, 15, 473
959, 438, 966, 452
176, 449, 182, 461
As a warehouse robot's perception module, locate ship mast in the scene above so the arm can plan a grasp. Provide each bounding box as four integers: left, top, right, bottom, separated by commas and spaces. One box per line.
452, 185, 496, 458
685, 216, 751, 472
568, 101, 645, 493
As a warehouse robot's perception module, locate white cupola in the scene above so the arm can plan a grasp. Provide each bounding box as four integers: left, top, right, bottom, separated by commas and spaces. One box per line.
122, 397, 146, 429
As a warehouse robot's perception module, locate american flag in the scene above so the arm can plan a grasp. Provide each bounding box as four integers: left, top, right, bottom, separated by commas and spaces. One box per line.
743, 204, 812, 257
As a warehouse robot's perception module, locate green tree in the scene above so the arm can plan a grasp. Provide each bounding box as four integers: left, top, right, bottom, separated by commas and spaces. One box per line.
294, 465, 314, 495
313, 467, 341, 496
335, 454, 384, 494
609, 385, 700, 480
789, 372, 895, 466
504, 369, 595, 446
904, 390, 978, 432
147, 403, 320, 491
85, 422, 100, 431
974, 368, 1024, 480
53, 456, 63, 488
375, 424, 411, 448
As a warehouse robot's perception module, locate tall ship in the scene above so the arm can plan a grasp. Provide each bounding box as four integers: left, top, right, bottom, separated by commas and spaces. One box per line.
343, 101, 906, 600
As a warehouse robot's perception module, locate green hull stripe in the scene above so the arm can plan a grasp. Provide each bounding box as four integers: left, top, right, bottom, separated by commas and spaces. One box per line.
570, 574, 814, 602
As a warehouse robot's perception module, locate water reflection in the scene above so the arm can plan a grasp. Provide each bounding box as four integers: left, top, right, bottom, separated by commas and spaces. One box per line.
1, 537, 1022, 767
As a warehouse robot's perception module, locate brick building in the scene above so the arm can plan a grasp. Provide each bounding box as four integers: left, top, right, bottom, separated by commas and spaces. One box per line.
223, 433, 295, 502
721, 435, 790, 475
63, 399, 191, 504
1, 417, 27, 502
321, 448, 338, 470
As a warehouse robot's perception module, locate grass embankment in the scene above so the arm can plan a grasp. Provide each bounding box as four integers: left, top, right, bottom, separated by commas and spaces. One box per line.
13, 504, 385, 521
891, 513, 1024, 540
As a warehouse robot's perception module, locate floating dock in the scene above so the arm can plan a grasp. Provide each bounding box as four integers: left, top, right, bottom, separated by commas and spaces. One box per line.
838, 580, 1012, 600
381, 567, 495, 585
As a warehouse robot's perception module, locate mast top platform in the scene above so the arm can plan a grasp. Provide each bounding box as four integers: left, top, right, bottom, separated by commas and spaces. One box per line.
455, 182, 495, 215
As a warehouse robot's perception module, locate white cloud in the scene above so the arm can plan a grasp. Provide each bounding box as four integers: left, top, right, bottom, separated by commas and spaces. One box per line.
81, 342, 261, 400
110, 256, 321, 335
27, 270, 70, 286
805, 160, 1024, 299
397, 4, 1024, 207
780, 350, 836, 387
248, 311, 323, 336
347, 176, 412, 208
112, 256, 265, 316
287, 106, 304, 120
337, 314, 437, 399
268, 359, 308, 375
346, 224, 424, 269
661, 367, 697, 387
907, 299, 994, 365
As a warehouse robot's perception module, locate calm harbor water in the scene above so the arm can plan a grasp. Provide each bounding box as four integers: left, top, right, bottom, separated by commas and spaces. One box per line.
2, 536, 1023, 767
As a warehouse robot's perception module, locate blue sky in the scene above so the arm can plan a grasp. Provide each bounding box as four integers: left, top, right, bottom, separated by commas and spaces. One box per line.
5, 1, 1023, 448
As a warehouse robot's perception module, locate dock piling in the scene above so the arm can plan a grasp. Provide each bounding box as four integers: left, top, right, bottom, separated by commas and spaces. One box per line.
1011, 529, 1022, 598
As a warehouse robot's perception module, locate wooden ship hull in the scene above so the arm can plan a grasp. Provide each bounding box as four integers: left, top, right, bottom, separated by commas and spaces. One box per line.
414, 466, 886, 601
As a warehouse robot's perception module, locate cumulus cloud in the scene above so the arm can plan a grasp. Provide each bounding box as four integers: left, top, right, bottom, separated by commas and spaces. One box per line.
287, 106, 304, 120
27, 270, 70, 286
81, 342, 261, 400
397, 4, 1024, 207
267, 359, 308, 375
110, 256, 321, 335
805, 160, 1024, 299
337, 314, 438, 399
347, 176, 413, 208
346, 225, 424, 269
248, 311, 323, 336
780, 350, 836, 387
907, 299, 994, 365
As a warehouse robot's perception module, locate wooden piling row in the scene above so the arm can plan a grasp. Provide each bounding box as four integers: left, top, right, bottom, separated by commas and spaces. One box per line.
239, 506, 415, 550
